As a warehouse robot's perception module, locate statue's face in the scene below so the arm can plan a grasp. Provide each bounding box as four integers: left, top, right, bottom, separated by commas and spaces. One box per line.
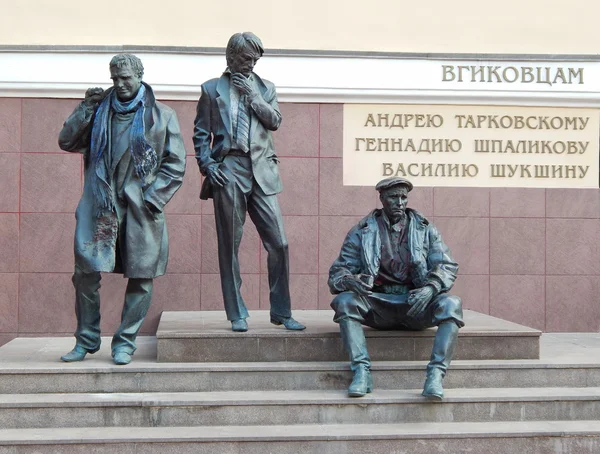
110, 65, 142, 101
228, 49, 260, 77
380, 186, 408, 222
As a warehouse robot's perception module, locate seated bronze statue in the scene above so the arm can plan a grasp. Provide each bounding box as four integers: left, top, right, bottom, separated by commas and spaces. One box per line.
328, 177, 463, 399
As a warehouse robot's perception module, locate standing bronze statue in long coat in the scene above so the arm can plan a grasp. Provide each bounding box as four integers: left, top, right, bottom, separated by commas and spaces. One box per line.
58, 54, 186, 365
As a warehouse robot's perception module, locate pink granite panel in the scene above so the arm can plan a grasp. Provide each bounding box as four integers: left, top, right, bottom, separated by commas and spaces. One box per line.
201, 215, 261, 274
0, 214, 19, 273
274, 103, 319, 157
259, 274, 318, 310
451, 275, 489, 314
433, 188, 489, 217
490, 275, 545, 331
319, 104, 343, 157
0, 335, 16, 347
490, 188, 546, 218
201, 198, 214, 215
20, 153, 82, 213
0, 98, 21, 153
401, 186, 433, 218
0, 154, 19, 212
278, 157, 319, 216
162, 100, 197, 156
19, 273, 74, 333
434, 217, 489, 275
20, 213, 75, 273
319, 158, 377, 215
546, 276, 600, 332
0, 274, 18, 332
200, 216, 220, 274
262, 215, 318, 274
200, 273, 259, 311
546, 219, 599, 275
546, 189, 600, 219
165, 157, 202, 215
21, 99, 80, 153
318, 215, 365, 274
490, 218, 545, 275
141, 273, 202, 334
317, 274, 335, 310
165, 215, 201, 274
318, 274, 335, 310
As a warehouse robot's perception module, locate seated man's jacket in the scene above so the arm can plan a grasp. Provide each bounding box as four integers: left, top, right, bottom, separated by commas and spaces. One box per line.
328, 208, 458, 295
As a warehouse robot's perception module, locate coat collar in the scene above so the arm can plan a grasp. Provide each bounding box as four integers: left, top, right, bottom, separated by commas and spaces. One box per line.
216, 75, 232, 137
360, 208, 428, 230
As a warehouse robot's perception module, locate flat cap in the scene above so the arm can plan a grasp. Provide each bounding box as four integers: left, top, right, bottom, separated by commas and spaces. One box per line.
375, 177, 413, 193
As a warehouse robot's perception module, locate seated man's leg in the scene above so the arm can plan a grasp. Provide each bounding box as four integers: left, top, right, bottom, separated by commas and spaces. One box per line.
422, 293, 463, 400
331, 292, 373, 397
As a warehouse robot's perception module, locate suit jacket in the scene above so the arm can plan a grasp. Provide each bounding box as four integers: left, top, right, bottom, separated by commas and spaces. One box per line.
193, 72, 283, 199
58, 84, 186, 278
328, 208, 459, 295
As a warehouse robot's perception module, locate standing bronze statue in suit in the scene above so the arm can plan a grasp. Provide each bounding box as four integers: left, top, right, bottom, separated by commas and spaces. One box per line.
329, 177, 463, 399
193, 32, 305, 332
58, 54, 186, 365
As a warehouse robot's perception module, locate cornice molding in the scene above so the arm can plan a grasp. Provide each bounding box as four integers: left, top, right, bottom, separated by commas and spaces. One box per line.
1, 51, 599, 106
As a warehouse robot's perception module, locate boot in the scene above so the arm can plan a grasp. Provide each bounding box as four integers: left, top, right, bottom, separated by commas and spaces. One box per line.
348, 367, 373, 397
422, 321, 458, 400
339, 319, 372, 397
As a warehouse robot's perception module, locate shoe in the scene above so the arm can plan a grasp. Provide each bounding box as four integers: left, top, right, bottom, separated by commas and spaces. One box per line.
348, 367, 373, 397
112, 351, 132, 365
422, 368, 444, 401
270, 316, 306, 331
231, 319, 248, 332
60, 345, 88, 362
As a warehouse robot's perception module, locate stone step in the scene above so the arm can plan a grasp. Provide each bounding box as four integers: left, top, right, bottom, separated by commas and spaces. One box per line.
1, 388, 600, 428
2, 360, 599, 395
156, 309, 541, 362
0, 335, 597, 394
1, 421, 600, 453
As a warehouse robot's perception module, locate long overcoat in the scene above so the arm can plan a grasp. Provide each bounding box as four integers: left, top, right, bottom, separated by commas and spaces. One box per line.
328, 208, 459, 294
58, 84, 186, 278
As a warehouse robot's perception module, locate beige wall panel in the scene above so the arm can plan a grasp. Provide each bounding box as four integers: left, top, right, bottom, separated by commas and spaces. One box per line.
1, 0, 599, 54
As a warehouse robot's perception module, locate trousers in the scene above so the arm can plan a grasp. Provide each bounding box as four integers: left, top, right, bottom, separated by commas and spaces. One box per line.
72, 265, 153, 355
331, 290, 463, 372
331, 290, 464, 330
212, 153, 291, 321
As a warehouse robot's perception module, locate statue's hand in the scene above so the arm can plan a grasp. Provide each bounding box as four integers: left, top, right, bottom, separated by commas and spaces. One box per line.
231, 73, 257, 99
342, 275, 373, 297
206, 163, 229, 188
406, 286, 435, 318
84, 87, 105, 107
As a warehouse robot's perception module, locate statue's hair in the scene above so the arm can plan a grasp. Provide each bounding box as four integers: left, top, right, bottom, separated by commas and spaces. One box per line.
226, 32, 264, 64
109, 54, 144, 78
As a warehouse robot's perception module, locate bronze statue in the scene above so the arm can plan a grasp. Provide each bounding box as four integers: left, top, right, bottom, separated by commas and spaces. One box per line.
329, 177, 463, 399
58, 54, 187, 365
193, 32, 304, 332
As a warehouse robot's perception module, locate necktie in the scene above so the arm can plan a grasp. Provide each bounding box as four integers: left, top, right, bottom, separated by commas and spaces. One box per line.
236, 95, 250, 153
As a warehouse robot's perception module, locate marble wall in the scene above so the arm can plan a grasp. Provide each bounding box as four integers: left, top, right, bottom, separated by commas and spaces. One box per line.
0, 98, 598, 346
